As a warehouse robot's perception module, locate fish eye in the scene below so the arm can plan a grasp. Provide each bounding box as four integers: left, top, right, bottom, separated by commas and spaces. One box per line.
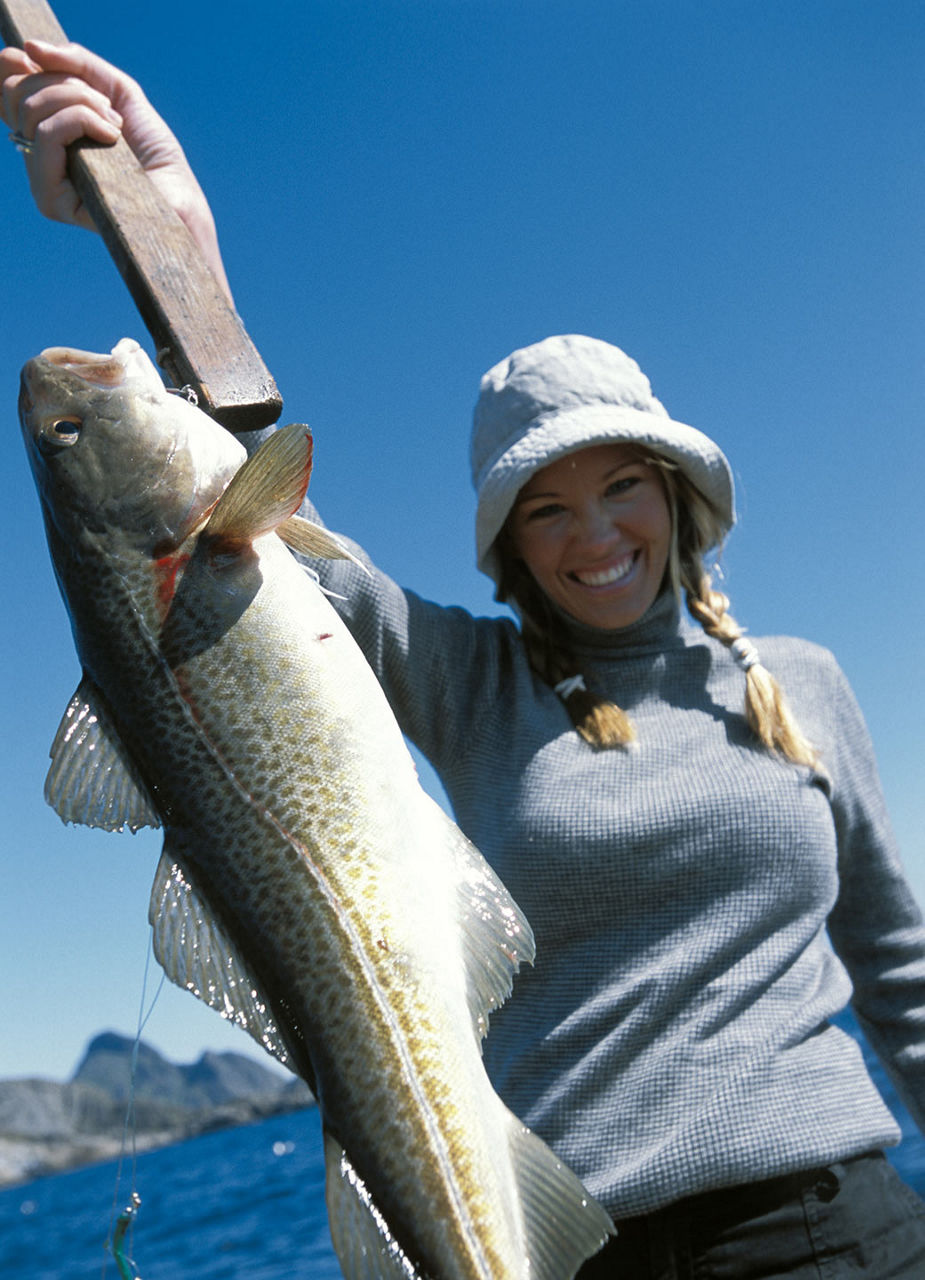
39, 416, 83, 452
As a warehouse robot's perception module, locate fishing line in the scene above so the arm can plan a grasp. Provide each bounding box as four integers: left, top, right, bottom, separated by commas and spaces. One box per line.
101, 934, 166, 1280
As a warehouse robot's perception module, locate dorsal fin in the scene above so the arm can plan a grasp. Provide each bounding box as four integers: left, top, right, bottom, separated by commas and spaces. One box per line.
45, 677, 160, 833
324, 1133, 427, 1280
149, 849, 293, 1071
204, 422, 313, 548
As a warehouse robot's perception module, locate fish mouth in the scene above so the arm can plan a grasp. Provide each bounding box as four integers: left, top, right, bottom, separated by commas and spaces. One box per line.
36, 338, 141, 388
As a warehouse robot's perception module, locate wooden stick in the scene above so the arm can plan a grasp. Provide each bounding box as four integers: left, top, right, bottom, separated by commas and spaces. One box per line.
1, 0, 283, 432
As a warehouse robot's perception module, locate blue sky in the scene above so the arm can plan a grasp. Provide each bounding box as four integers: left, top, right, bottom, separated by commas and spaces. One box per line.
1, 0, 923, 1081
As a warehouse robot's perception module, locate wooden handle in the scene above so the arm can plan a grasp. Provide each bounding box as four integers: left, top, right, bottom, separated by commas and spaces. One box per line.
1, 0, 283, 432
0, 0, 61, 42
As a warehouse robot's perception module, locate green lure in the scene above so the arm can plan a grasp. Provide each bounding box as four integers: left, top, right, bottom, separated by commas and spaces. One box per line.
111, 1192, 142, 1280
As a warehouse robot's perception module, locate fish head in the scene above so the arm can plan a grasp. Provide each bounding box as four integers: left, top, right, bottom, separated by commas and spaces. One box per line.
19, 337, 246, 556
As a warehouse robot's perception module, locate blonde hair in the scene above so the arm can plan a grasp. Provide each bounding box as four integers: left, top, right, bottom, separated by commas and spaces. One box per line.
496, 448, 819, 767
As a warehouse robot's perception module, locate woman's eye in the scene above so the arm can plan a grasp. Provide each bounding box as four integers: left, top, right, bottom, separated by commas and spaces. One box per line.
606, 475, 640, 497
526, 503, 565, 521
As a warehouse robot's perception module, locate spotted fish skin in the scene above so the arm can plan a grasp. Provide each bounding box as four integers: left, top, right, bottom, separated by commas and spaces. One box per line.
19, 339, 614, 1280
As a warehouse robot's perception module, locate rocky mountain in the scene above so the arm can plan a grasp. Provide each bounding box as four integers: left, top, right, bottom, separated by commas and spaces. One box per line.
0, 1032, 312, 1188
72, 1031, 295, 1108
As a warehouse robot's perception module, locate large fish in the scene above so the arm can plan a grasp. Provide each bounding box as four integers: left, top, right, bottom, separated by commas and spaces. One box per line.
18, 339, 613, 1280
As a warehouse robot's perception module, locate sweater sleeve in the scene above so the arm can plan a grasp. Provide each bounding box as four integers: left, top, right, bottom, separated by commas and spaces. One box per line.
290, 501, 519, 773
824, 658, 925, 1132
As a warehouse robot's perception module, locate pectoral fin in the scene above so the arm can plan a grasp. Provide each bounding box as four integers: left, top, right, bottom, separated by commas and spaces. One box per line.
204, 421, 314, 548
45, 678, 160, 833
278, 514, 367, 568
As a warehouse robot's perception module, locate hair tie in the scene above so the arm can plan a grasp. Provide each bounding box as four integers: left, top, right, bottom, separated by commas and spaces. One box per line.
730, 637, 760, 672
554, 674, 587, 700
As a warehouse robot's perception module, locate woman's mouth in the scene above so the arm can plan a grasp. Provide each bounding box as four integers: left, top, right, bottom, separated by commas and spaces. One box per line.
570, 552, 637, 587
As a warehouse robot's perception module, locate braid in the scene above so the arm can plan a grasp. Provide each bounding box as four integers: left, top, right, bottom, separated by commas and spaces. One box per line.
686, 573, 819, 767
673, 469, 819, 768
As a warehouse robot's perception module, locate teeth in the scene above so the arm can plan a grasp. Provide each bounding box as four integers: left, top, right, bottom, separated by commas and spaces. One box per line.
575, 555, 634, 587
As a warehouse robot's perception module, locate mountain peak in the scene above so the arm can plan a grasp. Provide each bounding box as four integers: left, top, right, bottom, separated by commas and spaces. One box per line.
71, 1032, 291, 1108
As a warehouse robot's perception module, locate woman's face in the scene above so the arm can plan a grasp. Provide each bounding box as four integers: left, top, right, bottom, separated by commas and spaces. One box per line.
508, 443, 672, 630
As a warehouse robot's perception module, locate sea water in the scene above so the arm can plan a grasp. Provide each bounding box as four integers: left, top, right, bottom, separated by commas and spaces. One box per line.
2, 1030, 923, 1280
0, 1107, 340, 1280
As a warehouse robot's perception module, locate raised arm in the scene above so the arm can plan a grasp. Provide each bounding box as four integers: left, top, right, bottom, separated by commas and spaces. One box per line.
0, 39, 232, 301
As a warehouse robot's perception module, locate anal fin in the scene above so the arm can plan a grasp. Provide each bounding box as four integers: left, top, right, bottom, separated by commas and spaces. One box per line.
507, 1112, 615, 1279
424, 796, 536, 1044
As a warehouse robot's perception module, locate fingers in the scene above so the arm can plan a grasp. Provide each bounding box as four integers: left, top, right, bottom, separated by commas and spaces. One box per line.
24, 103, 123, 227
2, 40, 125, 129
12, 75, 122, 138
0, 44, 39, 81
0, 36, 231, 287
1, 40, 131, 229
7, 38, 187, 172
0, 45, 39, 123
19, 39, 138, 111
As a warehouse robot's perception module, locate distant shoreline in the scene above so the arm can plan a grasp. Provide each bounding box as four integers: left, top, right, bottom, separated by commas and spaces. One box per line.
0, 1093, 314, 1189
0, 1032, 313, 1189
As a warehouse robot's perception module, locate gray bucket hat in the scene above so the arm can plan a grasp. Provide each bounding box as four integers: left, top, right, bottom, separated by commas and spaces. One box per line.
471, 334, 736, 583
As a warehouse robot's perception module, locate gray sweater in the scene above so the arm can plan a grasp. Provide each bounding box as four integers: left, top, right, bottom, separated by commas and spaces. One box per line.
300, 527, 925, 1219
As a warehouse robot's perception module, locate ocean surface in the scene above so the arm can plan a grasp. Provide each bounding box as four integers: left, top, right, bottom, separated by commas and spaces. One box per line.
2, 1023, 923, 1280
1, 1106, 340, 1280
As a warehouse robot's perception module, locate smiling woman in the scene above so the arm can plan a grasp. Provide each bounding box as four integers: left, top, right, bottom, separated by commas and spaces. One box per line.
507, 445, 672, 632
478, 336, 817, 762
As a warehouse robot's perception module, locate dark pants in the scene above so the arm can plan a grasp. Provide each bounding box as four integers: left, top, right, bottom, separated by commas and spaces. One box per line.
577, 1152, 925, 1278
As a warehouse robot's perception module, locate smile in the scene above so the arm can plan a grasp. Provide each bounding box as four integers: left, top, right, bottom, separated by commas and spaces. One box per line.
571, 552, 636, 587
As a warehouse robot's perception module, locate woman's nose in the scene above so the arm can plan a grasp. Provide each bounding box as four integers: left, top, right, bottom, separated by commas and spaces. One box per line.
576, 501, 619, 546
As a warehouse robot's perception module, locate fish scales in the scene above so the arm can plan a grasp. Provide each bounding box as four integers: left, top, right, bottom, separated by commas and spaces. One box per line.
91, 540, 501, 1234
50, 480, 515, 1271
18, 338, 614, 1280
164, 544, 525, 1273
149, 573, 528, 1274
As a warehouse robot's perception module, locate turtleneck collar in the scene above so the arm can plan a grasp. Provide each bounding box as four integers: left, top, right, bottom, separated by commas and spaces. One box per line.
550, 587, 692, 657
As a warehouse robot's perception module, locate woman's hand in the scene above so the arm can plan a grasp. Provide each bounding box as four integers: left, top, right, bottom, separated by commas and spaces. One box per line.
0, 40, 232, 302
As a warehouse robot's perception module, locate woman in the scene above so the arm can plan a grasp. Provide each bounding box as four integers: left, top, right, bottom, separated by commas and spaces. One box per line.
4, 39, 925, 1278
